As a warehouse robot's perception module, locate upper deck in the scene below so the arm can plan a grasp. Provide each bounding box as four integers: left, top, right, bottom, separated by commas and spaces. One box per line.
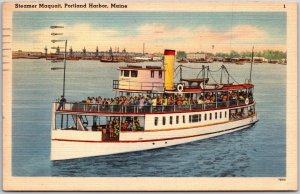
55, 90, 254, 115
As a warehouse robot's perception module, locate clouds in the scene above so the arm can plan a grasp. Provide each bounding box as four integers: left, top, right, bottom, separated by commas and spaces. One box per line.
13, 22, 285, 53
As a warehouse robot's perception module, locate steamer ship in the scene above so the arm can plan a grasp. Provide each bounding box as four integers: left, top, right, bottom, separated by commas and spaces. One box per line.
51, 49, 258, 161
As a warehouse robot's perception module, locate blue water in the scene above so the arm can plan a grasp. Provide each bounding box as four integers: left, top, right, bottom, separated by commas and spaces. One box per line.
12, 59, 286, 177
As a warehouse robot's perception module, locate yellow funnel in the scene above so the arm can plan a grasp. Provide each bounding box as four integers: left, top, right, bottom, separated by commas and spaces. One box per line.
163, 49, 175, 90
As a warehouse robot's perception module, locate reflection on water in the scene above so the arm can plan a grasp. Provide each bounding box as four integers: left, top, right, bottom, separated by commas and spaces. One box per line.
12, 59, 286, 177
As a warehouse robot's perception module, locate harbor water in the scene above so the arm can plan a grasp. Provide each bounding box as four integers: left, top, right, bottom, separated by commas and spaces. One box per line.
12, 59, 286, 177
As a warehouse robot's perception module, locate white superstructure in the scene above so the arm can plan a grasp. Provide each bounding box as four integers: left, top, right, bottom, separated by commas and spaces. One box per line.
51, 49, 258, 160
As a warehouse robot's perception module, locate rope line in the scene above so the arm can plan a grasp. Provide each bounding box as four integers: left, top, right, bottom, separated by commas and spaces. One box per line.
208, 70, 219, 84
174, 64, 240, 84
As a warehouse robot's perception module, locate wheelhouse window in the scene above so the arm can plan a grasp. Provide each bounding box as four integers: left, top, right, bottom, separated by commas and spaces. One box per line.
151, 70, 155, 78
124, 70, 130, 77
154, 117, 158, 126
131, 70, 138, 77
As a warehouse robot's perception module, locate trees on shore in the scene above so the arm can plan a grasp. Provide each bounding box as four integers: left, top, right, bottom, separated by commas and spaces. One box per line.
215, 50, 286, 60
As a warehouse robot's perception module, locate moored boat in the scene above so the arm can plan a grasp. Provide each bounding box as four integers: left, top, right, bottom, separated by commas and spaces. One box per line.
51, 49, 258, 160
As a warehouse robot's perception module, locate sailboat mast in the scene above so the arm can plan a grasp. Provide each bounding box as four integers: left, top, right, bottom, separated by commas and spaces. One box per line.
249, 46, 254, 83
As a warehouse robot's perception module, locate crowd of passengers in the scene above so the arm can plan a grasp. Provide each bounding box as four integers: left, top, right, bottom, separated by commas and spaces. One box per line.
82, 91, 253, 108
100, 118, 142, 138
230, 107, 255, 119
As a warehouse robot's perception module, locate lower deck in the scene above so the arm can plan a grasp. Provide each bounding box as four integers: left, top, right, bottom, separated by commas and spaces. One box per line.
51, 114, 258, 160
52, 103, 256, 142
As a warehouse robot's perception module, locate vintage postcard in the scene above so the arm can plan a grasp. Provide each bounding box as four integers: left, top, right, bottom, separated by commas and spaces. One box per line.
2, 1, 298, 191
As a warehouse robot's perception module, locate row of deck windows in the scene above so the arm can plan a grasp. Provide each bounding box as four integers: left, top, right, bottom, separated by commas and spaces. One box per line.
154, 111, 227, 126
121, 70, 138, 78
121, 70, 163, 78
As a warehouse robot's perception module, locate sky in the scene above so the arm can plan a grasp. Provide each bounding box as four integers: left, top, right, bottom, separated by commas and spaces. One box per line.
12, 12, 286, 53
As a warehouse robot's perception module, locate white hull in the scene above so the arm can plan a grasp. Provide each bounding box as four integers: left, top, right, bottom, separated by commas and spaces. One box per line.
51, 115, 258, 161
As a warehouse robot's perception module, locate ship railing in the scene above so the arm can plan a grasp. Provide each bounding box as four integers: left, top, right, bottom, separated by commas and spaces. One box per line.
55, 100, 249, 114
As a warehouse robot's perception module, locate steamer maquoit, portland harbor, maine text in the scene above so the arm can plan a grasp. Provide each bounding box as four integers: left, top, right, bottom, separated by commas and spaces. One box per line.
14, 3, 128, 9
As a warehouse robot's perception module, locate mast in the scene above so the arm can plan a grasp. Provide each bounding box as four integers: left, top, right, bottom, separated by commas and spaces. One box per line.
249, 46, 254, 83
220, 65, 223, 83
179, 64, 182, 82
202, 65, 205, 89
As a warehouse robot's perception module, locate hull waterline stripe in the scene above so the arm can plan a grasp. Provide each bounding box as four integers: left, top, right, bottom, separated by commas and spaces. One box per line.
52, 121, 257, 143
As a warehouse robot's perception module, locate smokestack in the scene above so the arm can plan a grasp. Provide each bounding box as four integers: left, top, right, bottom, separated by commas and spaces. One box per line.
163, 49, 175, 90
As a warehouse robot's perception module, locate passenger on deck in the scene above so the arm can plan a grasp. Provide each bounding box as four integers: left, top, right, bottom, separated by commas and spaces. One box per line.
211, 95, 216, 102
127, 121, 133, 130
177, 95, 183, 106
152, 97, 157, 106
91, 97, 96, 104
109, 122, 114, 138
139, 96, 145, 111
168, 96, 174, 105
57, 95, 66, 111
163, 96, 168, 106
114, 119, 119, 136
133, 119, 141, 130
239, 94, 245, 101
146, 96, 152, 106
204, 96, 211, 103
152, 97, 157, 111
157, 96, 162, 106
86, 97, 91, 104
121, 121, 128, 131
96, 96, 103, 104
222, 94, 228, 102
197, 97, 204, 104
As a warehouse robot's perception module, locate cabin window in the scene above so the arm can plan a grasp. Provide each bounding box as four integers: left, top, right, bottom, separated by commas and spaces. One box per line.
176, 116, 179, 124
204, 114, 207, 121
124, 70, 130, 77
189, 115, 192, 123
210, 113, 212, 120
192, 115, 198, 123
182, 115, 185, 123
225, 112, 227, 118
121, 70, 124, 76
151, 70, 155, 78
215, 112, 217, 119
162, 116, 166, 125
131, 70, 138, 77
199, 114, 201, 122
159, 71, 162, 78
220, 112, 222, 119
170, 116, 173, 125
154, 117, 158, 126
